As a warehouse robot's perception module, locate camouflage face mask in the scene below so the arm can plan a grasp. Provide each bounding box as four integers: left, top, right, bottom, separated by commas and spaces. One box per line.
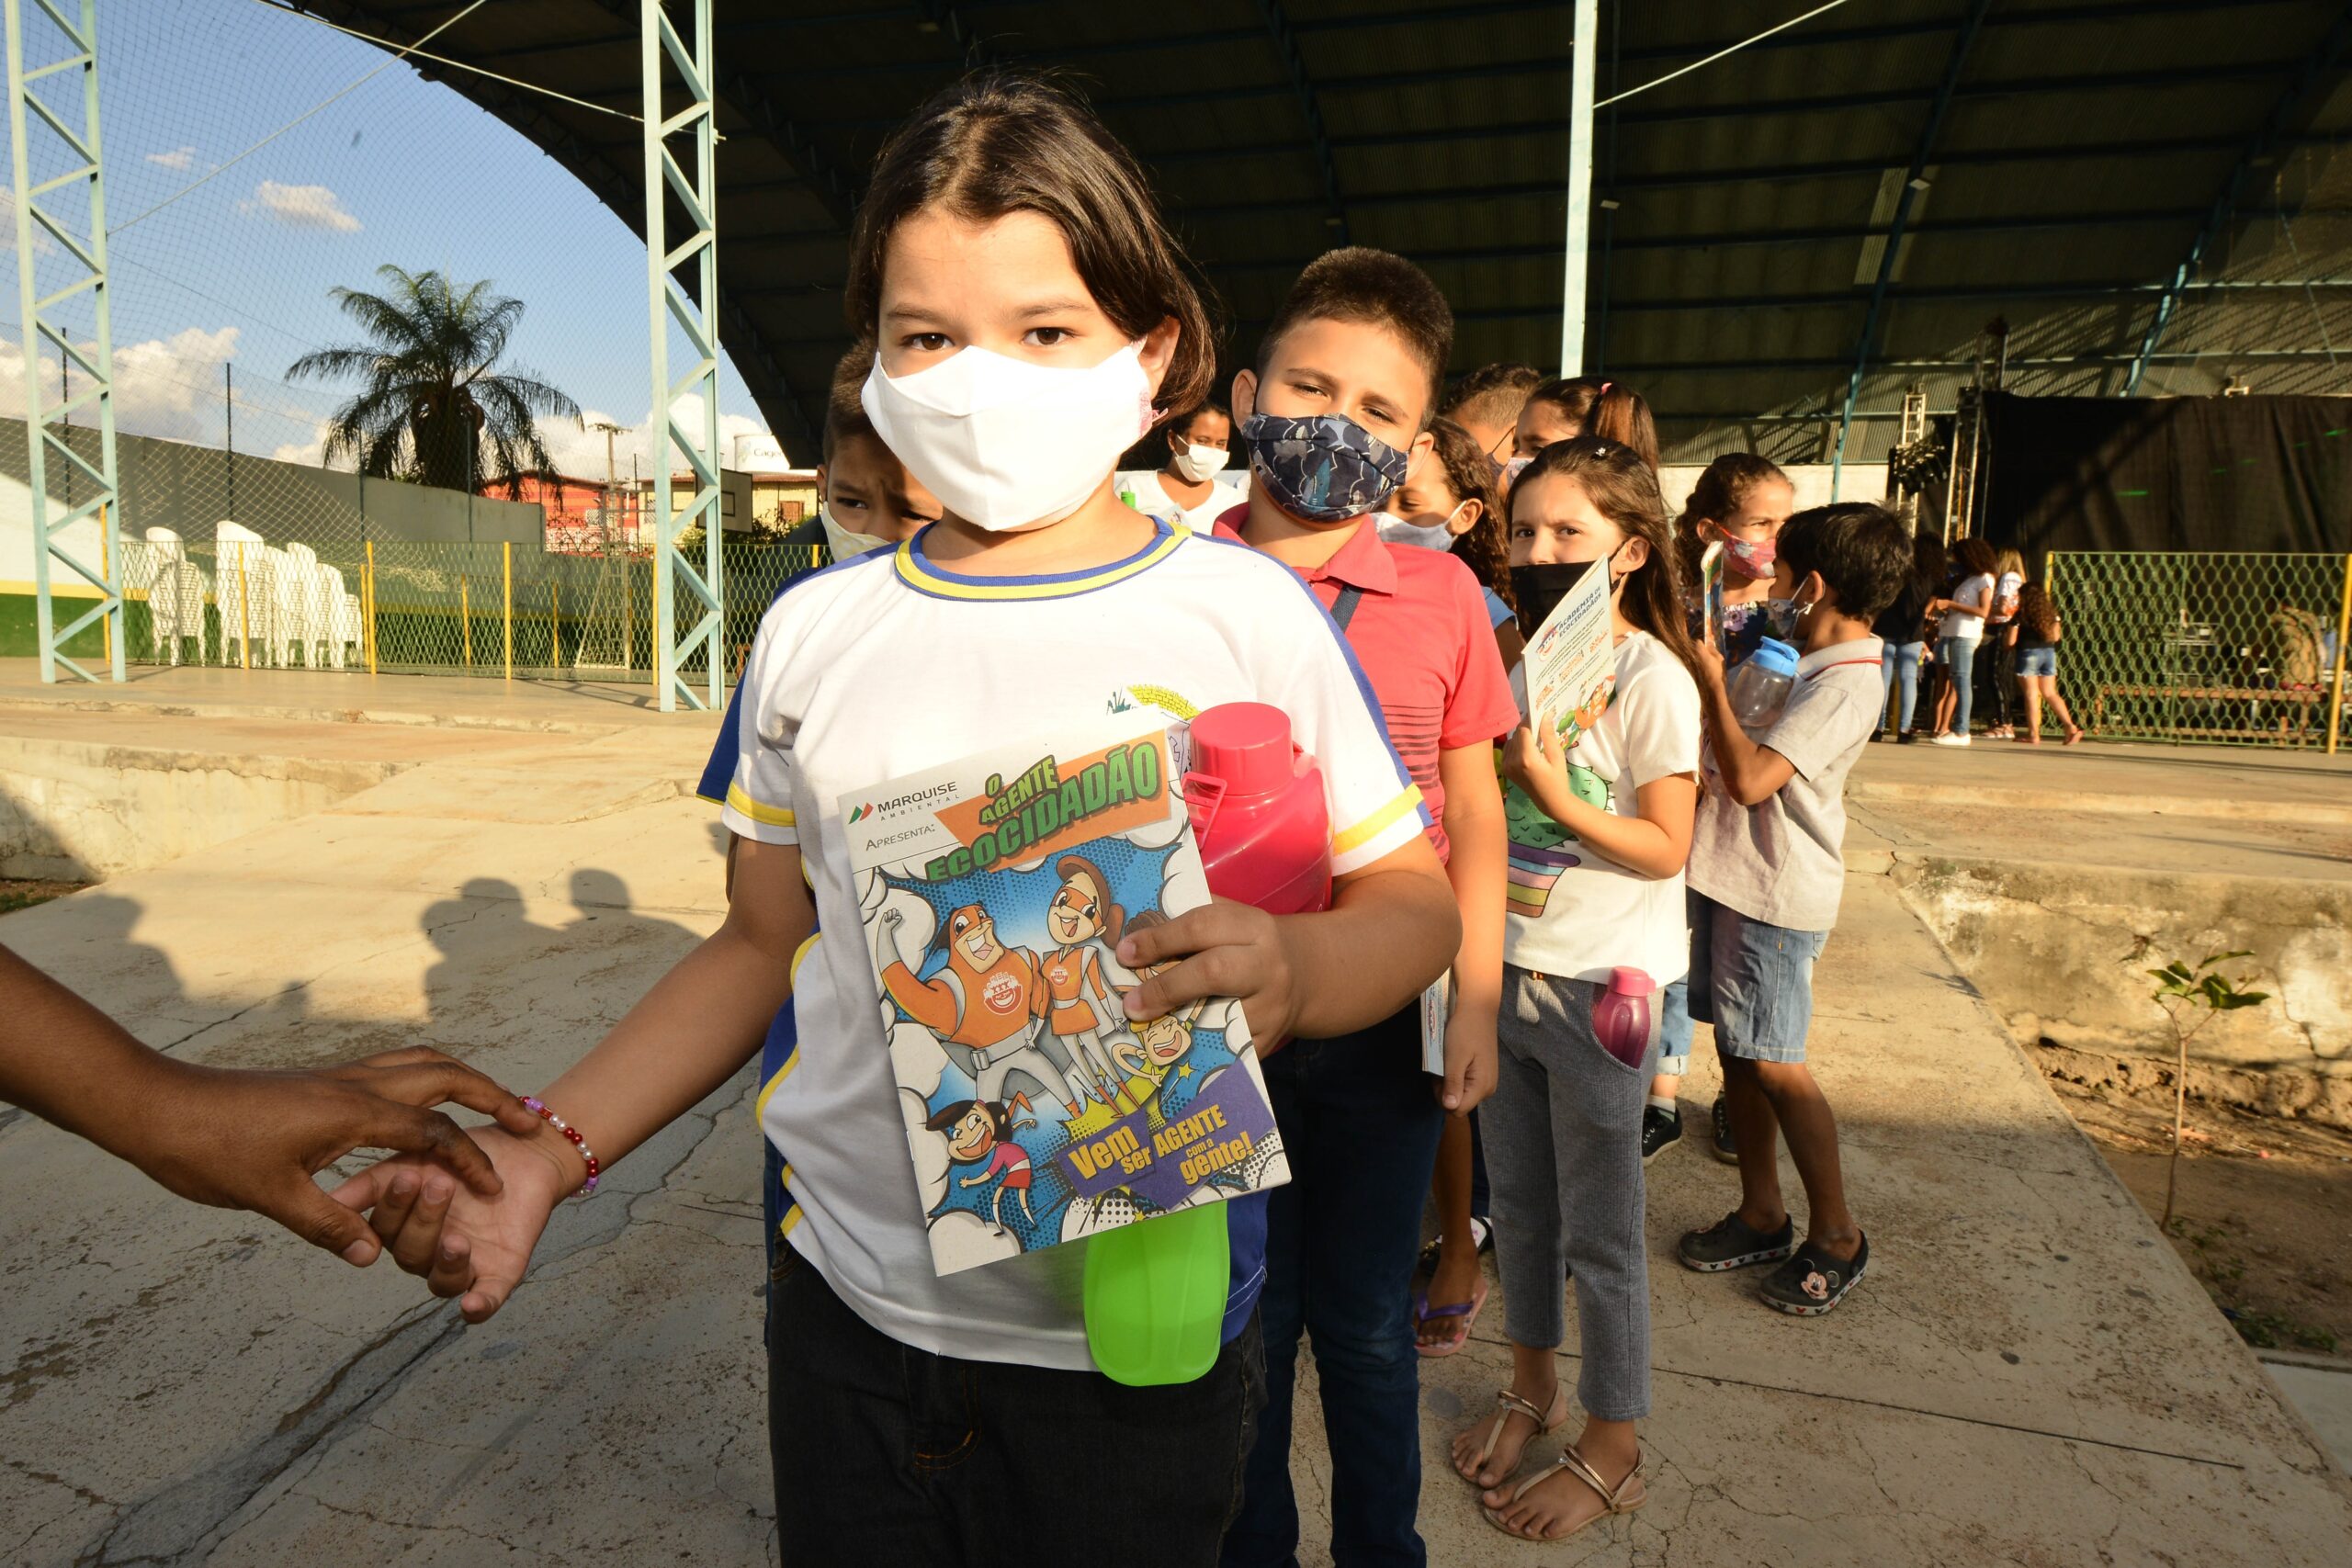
1240, 412, 1410, 523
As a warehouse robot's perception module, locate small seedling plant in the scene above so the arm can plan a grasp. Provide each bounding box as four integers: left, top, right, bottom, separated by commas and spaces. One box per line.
2148, 951, 2267, 1229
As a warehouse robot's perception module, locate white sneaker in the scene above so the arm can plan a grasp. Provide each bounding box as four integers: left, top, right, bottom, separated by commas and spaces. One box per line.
1930, 732, 1972, 747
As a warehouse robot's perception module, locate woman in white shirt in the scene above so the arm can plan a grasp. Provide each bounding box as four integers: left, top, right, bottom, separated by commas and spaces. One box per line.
1926, 537, 1998, 746
1116, 400, 1245, 532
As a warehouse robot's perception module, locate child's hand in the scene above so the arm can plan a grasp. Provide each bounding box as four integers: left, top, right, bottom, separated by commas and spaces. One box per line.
1437, 1007, 1496, 1114
1691, 636, 1727, 693
1116, 902, 1304, 1053
328, 1125, 571, 1322
1499, 724, 1547, 788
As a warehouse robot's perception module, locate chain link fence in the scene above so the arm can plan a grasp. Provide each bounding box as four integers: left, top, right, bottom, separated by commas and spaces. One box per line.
2047, 551, 2352, 750
119, 536, 826, 685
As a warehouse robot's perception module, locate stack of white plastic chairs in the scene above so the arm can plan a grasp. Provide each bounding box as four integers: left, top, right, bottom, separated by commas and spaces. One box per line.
280, 542, 329, 668
141, 526, 209, 666
322, 562, 363, 667
213, 520, 285, 668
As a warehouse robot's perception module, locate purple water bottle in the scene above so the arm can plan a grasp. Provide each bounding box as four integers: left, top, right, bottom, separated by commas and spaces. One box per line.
1593, 967, 1657, 1069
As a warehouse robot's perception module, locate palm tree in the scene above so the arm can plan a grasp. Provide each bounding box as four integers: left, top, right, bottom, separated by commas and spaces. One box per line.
287, 265, 582, 498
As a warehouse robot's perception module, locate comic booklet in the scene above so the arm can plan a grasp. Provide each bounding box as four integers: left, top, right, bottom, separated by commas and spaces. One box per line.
840, 720, 1290, 1277
1522, 556, 1617, 750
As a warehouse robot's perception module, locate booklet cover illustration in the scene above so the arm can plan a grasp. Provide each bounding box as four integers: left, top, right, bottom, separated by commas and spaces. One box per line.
841, 722, 1291, 1276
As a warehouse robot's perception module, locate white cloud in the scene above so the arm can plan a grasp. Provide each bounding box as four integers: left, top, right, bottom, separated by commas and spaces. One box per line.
0, 325, 243, 444
239, 180, 361, 233
146, 147, 197, 171
539, 396, 781, 479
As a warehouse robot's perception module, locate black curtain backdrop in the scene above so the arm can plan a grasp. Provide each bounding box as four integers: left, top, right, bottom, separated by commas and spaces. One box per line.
1982, 392, 2352, 558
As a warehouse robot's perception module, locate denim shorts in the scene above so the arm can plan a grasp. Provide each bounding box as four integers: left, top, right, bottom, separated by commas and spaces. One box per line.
2015, 646, 2056, 678
1686, 891, 1827, 1064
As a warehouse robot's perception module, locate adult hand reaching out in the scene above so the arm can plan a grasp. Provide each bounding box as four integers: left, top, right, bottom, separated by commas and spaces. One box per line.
0, 943, 541, 1266
328, 1125, 573, 1322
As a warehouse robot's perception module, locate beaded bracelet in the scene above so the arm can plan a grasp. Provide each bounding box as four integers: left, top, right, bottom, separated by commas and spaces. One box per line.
520, 1096, 602, 1196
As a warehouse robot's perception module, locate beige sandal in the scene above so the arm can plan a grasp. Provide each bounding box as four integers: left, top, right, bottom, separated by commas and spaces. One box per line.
1454, 1383, 1568, 1488
1481, 1443, 1647, 1542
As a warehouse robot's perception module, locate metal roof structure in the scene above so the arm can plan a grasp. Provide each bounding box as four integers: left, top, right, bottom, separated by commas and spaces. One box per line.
298, 0, 2352, 463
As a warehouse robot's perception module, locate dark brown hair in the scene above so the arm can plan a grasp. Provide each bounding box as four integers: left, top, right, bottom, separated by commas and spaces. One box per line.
1780, 502, 1914, 623
822, 339, 877, 465
1255, 246, 1453, 423
1168, 400, 1230, 442
2016, 580, 2062, 643
1674, 452, 1789, 580
1951, 536, 1999, 580
1441, 362, 1544, 433
843, 71, 1216, 420
1423, 416, 1511, 610
1508, 435, 1702, 682
1524, 377, 1659, 472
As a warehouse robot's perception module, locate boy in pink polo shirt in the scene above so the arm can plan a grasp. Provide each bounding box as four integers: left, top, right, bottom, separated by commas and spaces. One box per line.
1216, 248, 1517, 1568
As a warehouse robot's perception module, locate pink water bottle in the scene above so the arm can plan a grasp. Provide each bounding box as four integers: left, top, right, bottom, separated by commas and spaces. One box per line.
1085, 703, 1329, 1389
1183, 703, 1331, 920
1594, 966, 1657, 1069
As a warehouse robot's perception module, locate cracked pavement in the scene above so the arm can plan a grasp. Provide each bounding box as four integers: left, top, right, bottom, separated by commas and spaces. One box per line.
2, 690, 2348, 1564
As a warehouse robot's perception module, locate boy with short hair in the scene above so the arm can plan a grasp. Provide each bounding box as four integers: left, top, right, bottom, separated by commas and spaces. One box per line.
1676, 502, 1913, 1316
1441, 361, 1544, 468
778, 339, 944, 566
1217, 248, 1518, 1568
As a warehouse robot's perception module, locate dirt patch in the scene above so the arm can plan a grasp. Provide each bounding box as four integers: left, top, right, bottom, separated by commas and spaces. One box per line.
2048, 1075, 2352, 1353
0, 876, 86, 916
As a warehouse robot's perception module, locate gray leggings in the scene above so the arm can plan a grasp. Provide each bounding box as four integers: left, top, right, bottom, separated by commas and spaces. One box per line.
1482, 965, 1657, 1422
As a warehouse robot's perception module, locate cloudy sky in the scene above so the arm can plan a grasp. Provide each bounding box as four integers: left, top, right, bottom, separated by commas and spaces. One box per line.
5, 0, 777, 477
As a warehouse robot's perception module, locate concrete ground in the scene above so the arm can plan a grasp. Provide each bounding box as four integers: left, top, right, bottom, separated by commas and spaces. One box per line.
1, 667, 2348, 1565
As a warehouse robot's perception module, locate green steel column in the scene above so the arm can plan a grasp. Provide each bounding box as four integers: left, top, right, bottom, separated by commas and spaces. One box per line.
642, 0, 722, 713
6, 0, 123, 682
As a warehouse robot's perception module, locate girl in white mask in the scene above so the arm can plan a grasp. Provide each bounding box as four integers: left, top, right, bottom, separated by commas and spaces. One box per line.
329, 72, 1462, 1568
1116, 400, 1244, 534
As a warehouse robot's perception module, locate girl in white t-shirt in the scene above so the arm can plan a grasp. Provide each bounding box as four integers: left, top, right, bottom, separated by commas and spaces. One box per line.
1928, 536, 1999, 745
1452, 437, 1702, 1544
1116, 400, 1245, 531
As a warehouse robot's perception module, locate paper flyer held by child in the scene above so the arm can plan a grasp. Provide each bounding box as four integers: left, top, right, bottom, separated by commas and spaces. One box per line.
841, 720, 1291, 1278
1521, 555, 1616, 749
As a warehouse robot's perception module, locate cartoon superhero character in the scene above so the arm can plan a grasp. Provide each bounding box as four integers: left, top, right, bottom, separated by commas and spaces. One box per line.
1042, 855, 1145, 1115
880, 903, 1091, 1117
926, 1093, 1038, 1235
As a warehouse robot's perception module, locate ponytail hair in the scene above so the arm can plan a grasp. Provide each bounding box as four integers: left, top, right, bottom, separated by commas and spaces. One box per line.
1424, 416, 1511, 611
1508, 436, 1702, 685
1524, 377, 1658, 472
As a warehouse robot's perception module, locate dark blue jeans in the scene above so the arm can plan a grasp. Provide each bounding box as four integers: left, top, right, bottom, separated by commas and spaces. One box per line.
767, 1240, 1265, 1566
1221, 1007, 1446, 1568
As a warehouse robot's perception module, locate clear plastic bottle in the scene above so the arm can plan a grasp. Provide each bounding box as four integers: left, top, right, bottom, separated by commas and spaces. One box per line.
1727, 637, 1800, 729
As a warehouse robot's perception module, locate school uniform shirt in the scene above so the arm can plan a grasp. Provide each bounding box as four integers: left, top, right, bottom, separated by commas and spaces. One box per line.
712, 518, 1427, 1372
1502, 629, 1702, 987
1117, 468, 1248, 534
1214, 509, 1518, 864
1689, 637, 1886, 933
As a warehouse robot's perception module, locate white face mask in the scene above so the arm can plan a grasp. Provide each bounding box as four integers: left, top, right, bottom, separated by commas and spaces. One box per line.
1169, 441, 1228, 484
861, 343, 1155, 533
819, 503, 894, 564
1374, 508, 1462, 551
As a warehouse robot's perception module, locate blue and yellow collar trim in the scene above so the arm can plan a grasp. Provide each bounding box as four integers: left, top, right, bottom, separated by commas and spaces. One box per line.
893, 518, 1185, 602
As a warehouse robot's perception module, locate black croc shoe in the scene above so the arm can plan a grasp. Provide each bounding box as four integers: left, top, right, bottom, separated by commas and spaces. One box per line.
1678, 1211, 1797, 1273
1759, 1233, 1870, 1316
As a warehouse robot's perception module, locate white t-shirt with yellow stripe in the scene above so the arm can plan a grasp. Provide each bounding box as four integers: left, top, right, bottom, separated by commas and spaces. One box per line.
718, 517, 1426, 1370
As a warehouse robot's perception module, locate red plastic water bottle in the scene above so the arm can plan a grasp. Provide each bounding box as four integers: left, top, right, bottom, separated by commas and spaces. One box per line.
1083, 703, 1329, 1388
1594, 966, 1657, 1069
1183, 702, 1332, 922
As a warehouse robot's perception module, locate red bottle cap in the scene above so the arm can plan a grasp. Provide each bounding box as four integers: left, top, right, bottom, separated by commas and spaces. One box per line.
1188, 703, 1295, 800
1607, 966, 1655, 997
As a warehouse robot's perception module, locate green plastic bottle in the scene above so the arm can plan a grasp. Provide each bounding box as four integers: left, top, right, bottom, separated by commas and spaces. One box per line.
1084, 703, 1330, 1386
